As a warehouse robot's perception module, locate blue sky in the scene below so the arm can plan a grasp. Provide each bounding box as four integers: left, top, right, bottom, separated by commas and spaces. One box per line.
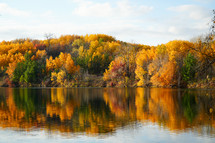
0, 0, 214, 45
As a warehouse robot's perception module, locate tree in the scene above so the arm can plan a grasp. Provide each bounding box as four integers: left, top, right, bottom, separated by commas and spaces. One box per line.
150, 61, 177, 87
135, 48, 156, 86
182, 53, 197, 82
191, 9, 215, 78
12, 53, 45, 85
51, 70, 67, 86
103, 57, 127, 86
88, 55, 103, 74
64, 53, 80, 75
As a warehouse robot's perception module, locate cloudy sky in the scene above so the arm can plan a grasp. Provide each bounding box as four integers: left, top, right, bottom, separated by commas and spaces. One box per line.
0, 0, 214, 45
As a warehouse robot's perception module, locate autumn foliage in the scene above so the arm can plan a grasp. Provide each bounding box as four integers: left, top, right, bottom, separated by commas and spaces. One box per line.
0, 32, 214, 87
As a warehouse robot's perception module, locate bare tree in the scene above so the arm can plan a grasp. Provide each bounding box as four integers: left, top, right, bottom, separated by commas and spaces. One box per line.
191, 10, 215, 78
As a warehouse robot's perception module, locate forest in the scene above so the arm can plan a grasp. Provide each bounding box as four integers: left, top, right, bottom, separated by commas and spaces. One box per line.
0, 12, 214, 88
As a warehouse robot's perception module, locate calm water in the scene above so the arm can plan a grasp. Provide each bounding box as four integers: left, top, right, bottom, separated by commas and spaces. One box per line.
0, 87, 215, 143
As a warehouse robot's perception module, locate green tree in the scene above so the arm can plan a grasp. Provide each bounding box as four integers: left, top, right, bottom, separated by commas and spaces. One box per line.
182, 53, 197, 82
13, 53, 45, 85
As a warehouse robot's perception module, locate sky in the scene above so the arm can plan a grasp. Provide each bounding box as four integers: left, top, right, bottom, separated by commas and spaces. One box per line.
0, 0, 214, 45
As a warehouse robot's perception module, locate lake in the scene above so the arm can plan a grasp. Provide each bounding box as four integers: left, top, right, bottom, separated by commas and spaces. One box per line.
0, 87, 215, 143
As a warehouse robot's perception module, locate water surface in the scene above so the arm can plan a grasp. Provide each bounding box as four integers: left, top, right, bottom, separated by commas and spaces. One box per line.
0, 87, 215, 142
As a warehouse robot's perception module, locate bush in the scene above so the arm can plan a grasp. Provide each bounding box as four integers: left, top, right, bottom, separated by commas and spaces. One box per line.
13, 53, 45, 84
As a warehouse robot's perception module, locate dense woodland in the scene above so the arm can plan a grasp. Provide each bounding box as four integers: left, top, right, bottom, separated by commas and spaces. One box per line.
0, 11, 215, 88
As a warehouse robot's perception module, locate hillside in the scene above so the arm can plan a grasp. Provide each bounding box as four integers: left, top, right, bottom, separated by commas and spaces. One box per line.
0, 34, 214, 88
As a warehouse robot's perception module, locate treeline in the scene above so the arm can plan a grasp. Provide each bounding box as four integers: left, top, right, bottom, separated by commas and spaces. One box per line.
0, 33, 214, 87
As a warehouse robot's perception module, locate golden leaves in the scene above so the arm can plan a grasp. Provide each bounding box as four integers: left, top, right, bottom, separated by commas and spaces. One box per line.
51, 70, 67, 86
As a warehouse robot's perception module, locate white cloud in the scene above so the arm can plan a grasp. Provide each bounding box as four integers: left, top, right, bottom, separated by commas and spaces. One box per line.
73, 1, 113, 17
41, 10, 53, 17
168, 5, 210, 20
72, 0, 153, 18
166, 4, 211, 38
0, 19, 160, 45
192, 0, 213, 3
0, 3, 30, 17
116, 1, 153, 17
0, 1, 212, 46
168, 26, 179, 34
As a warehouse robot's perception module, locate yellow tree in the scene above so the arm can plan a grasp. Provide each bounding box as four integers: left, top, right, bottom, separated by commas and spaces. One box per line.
64, 54, 80, 75
51, 70, 67, 86
35, 50, 47, 60
6, 62, 17, 79
135, 47, 156, 86
150, 61, 177, 87
46, 56, 55, 73
165, 40, 193, 86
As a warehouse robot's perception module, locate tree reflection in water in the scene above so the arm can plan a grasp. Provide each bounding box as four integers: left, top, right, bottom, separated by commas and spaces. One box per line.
0, 88, 214, 136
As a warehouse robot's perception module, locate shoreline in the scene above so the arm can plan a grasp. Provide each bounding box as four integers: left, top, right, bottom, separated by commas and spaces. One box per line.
1, 78, 215, 89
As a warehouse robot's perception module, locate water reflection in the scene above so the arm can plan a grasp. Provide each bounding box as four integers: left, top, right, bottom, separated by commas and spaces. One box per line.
0, 88, 214, 137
